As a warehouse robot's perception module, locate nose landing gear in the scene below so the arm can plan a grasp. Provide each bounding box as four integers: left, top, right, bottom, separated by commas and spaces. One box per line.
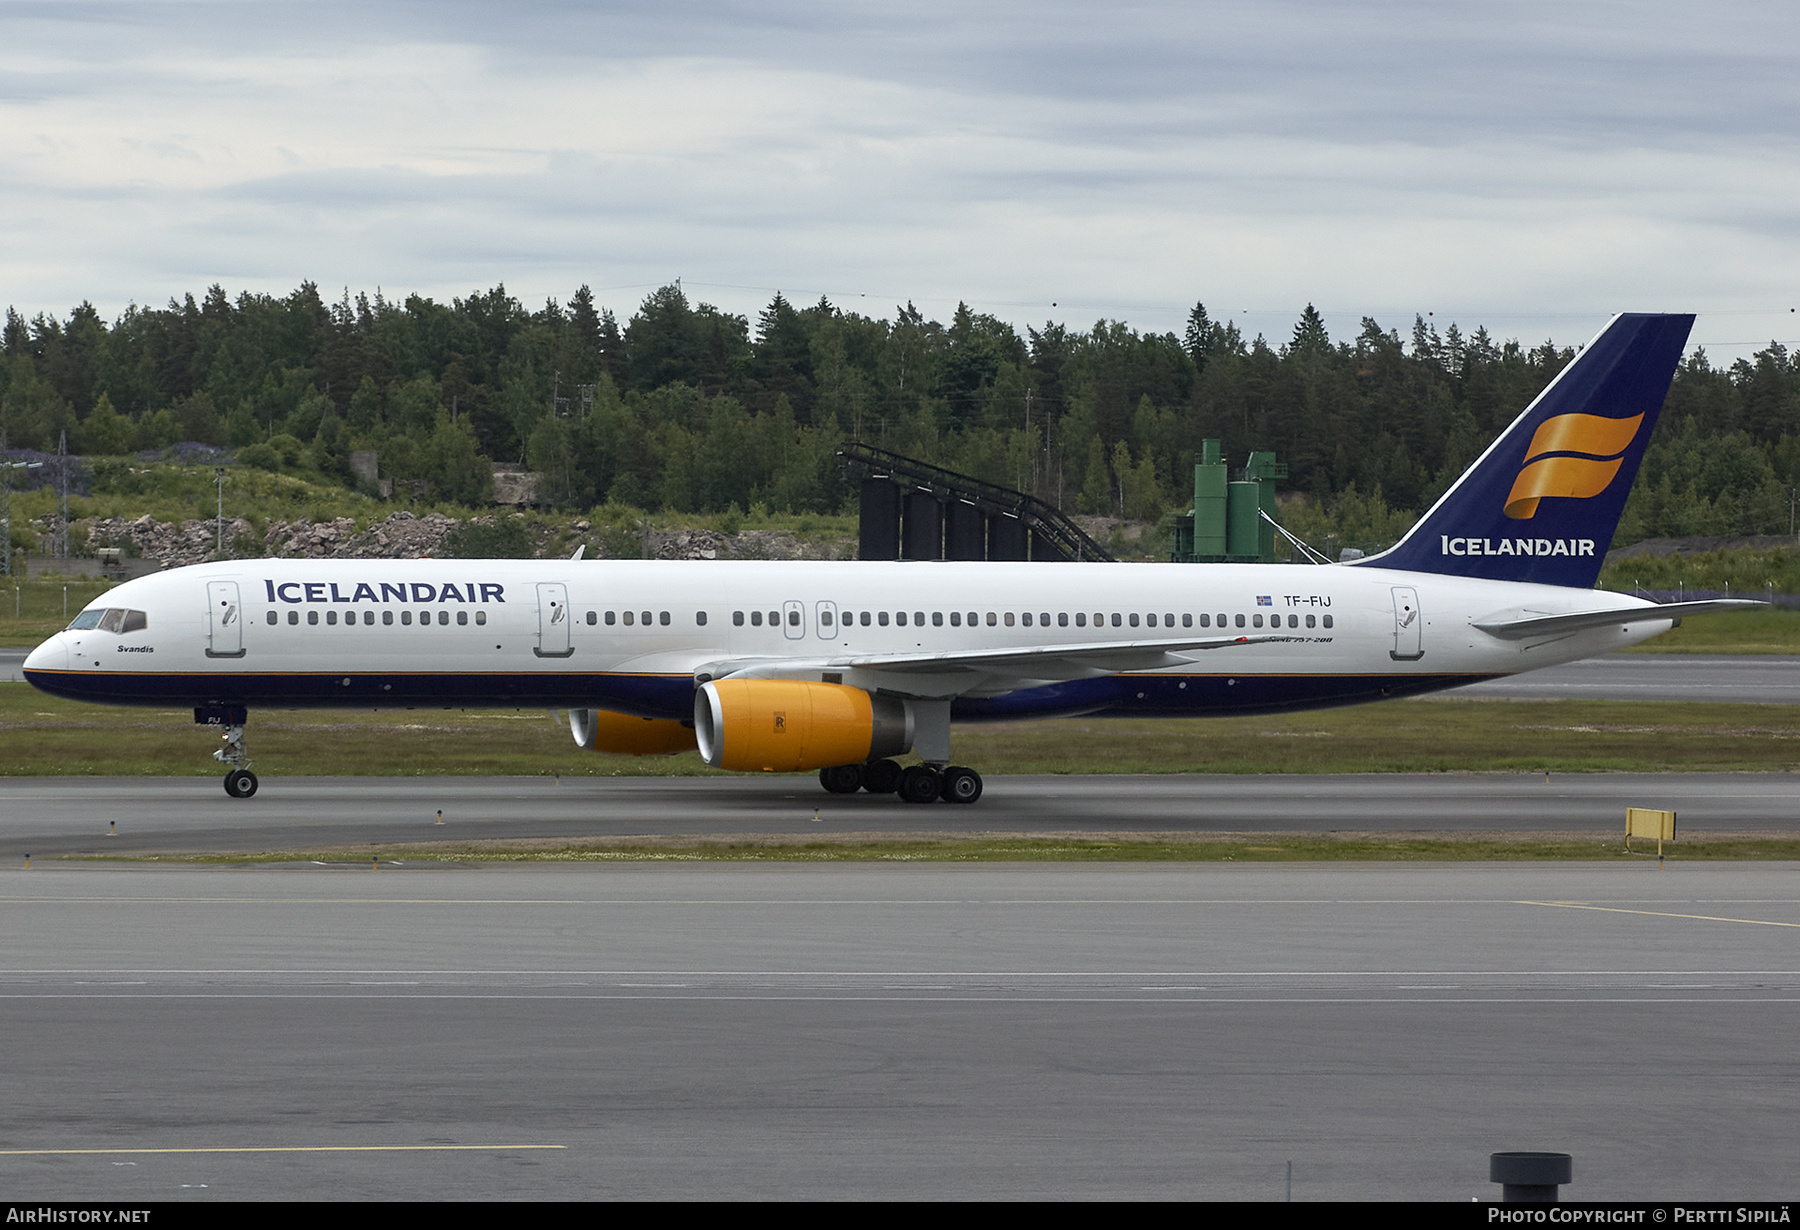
223, 764, 258, 798
198, 705, 257, 799
214, 724, 257, 797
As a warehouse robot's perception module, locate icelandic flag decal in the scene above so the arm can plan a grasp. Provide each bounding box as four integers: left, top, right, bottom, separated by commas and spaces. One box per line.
1256, 595, 1272, 606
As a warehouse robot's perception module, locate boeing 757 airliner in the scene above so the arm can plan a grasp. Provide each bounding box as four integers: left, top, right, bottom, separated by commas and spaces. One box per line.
24, 313, 1754, 802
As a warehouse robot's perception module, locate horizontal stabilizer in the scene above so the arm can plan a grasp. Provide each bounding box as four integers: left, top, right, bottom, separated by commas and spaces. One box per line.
1471, 599, 1764, 641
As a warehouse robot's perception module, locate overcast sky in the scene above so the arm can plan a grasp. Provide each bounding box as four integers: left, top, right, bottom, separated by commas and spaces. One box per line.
2, 0, 1797, 359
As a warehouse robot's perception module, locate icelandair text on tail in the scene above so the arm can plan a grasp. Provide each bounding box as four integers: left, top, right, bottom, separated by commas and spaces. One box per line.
1443, 536, 1597, 557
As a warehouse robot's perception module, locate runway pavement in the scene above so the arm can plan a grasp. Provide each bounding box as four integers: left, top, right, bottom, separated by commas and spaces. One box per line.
2, 647, 32, 682
3, 771, 1799, 856
2, 860, 1796, 1200
7, 647, 1796, 1200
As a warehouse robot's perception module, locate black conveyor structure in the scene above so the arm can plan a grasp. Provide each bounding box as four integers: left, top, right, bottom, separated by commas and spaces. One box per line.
840, 442, 1114, 563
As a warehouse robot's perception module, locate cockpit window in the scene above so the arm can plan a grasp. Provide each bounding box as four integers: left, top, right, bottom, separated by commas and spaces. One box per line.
68, 608, 147, 633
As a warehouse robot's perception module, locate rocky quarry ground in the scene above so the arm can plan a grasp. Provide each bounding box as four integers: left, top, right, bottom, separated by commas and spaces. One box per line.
68, 511, 857, 570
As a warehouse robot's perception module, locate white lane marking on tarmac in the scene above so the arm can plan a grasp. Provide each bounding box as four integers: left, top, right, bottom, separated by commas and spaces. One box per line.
0, 1144, 565, 1156
1518, 900, 1800, 928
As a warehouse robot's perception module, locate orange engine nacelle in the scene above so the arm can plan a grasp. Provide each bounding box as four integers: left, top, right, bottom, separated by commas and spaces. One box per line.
570, 708, 699, 756
694, 680, 912, 772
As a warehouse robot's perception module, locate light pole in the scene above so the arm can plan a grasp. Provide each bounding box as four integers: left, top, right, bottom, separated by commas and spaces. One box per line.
0, 424, 8, 579
57, 430, 69, 559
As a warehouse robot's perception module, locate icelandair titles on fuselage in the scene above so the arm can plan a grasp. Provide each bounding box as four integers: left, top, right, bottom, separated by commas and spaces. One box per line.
264, 580, 507, 604
1440, 536, 1596, 557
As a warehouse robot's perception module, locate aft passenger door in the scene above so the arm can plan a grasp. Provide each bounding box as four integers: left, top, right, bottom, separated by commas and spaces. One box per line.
1390, 586, 1423, 661
535, 582, 573, 658
205, 579, 245, 658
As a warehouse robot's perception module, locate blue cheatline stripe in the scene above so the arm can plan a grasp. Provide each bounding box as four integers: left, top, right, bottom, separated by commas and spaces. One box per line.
23, 668, 695, 718
954, 671, 1492, 720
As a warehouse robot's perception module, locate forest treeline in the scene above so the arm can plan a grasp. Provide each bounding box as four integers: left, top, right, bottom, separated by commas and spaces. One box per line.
3, 283, 1799, 552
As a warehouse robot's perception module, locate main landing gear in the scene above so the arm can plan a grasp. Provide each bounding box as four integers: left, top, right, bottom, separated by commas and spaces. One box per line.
198, 705, 258, 798
817, 759, 983, 805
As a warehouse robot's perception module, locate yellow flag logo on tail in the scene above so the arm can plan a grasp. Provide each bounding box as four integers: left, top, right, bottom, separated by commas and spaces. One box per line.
1503, 412, 1644, 519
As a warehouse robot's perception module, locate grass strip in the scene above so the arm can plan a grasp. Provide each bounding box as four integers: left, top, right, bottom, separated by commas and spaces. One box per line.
8, 688, 1800, 776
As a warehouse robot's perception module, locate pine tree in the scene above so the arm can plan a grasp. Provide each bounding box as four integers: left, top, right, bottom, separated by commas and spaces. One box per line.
597, 309, 625, 385
74, 392, 131, 455
1183, 302, 1213, 371
570, 285, 603, 368
1291, 304, 1329, 356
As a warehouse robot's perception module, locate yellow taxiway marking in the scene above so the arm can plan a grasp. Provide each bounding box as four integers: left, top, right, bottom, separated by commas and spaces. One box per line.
1519, 900, 1800, 928
0, 1145, 565, 1156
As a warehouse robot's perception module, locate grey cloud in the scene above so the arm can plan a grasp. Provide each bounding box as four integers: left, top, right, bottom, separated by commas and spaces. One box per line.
1, 0, 1797, 355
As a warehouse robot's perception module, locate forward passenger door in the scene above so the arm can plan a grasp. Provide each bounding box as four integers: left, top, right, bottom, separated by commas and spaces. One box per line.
205, 580, 245, 658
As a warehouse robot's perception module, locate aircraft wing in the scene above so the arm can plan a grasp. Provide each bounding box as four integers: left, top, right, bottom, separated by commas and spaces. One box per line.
1471, 599, 1765, 641
694, 633, 1282, 689
837, 633, 1279, 674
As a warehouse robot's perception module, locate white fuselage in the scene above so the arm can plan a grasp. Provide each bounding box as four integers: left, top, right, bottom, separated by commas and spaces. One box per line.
24, 557, 1670, 720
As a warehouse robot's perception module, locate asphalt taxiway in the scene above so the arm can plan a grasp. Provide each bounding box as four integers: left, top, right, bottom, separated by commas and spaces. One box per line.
1456, 653, 1800, 704
2, 861, 1796, 1200
3, 771, 1798, 856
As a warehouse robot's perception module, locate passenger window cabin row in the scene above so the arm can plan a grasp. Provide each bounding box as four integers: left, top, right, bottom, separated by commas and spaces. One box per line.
588, 610, 687, 626
584, 609, 1334, 631
265, 609, 487, 626
826, 610, 1334, 631
257, 605, 1334, 633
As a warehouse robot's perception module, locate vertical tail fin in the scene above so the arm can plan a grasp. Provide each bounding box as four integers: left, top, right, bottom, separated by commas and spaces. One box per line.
1353, 312, 1693, 587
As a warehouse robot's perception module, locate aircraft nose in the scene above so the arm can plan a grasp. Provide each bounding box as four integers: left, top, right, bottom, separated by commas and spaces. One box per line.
23, 635, 68, 674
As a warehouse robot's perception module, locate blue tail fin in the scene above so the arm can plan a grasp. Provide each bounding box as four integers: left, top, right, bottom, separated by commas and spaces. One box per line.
1354, 312, 1693, 588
